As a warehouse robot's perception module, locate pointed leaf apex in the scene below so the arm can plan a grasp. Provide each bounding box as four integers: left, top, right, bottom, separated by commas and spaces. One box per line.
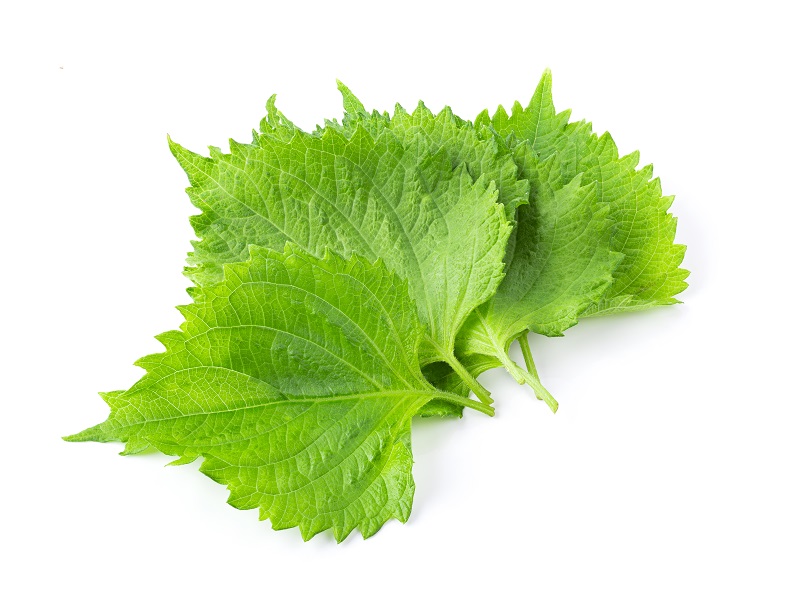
265, 93, 279, 115
337, 80, 367, 116
530, 69, 554, 110
540, 68, 553, 87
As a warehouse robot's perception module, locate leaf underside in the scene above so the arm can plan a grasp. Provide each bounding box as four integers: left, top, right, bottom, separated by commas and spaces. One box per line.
67, 73, 690, 539
322, 82, 628, 410
67, 246, 451, 541
170, 117, 512, 368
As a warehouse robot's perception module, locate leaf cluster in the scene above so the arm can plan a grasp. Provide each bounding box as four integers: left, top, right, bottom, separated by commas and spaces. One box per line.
66, 71, 688, 540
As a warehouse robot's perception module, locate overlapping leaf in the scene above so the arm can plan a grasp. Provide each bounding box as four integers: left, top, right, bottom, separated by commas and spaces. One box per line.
454, 166, 622, 409
322, 82, 528, 222
67, 74, 689, 541
66, 246, 488, 541
330, 73, 687, 407
330, 84, 624, 410
476, 70, 689, 317
170, 122, 513, 403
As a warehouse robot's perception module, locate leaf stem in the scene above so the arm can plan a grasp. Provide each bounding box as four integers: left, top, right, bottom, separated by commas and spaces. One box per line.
518, 332, 544, 401
493, 345, 558, 413
432, 391, 495, 417
438, 349, 494, 406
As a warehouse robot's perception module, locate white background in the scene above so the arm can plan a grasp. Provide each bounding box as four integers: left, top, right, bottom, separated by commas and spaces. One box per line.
2, 1, 798, 608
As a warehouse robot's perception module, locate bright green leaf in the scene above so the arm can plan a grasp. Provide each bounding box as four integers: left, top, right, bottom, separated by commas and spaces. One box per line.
332, 83, 623, 410
65, 245, 490, 541
328, 82, 529, 222
446, 71, 689, 404
479, 70, 689, 317
170, 121, 513, 404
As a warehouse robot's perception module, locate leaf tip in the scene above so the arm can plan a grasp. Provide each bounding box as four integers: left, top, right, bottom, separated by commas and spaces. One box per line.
62, 422, 105, 443
166, 454, 197, 467
539, 67, 553, 89
538, 68, 553, 92
336, 80, 366, 116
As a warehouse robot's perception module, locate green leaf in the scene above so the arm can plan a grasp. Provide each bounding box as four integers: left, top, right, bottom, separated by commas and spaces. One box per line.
449, 71, 688, 405
479, 70, 689, 317
454, 152, 623, 410
170, 120, 513, 404
420, 354, 501, 417
329, 82, 529, 222
327, 83, 620, 411
65, 245, 490, 541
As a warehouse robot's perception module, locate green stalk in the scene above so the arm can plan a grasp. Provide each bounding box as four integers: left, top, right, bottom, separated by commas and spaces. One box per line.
439, 349, 494, 406
493, 346, 558, 413
432, 390, 495, 417
518, 332, 544, 401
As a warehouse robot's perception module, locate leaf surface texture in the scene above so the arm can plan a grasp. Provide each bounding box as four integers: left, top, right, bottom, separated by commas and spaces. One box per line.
67, 246, 469, 541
